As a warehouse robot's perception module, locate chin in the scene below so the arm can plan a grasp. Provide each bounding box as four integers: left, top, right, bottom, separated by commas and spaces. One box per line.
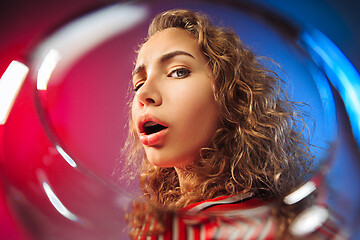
148, 156, 195, 169
148, 160, 175, 168
146, 156, 169, 167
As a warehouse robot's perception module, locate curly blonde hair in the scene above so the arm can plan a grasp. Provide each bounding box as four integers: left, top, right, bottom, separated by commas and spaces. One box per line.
124, 9, 314, 238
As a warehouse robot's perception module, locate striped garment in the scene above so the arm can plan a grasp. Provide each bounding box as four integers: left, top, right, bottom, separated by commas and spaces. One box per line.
135, 193, 347, 240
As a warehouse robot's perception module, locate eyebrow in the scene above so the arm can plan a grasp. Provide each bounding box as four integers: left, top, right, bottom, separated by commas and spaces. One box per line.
160, 50, 195, 63
132, 50, 195, 76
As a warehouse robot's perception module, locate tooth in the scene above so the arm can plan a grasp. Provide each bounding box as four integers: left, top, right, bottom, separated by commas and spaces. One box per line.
144, 121, 157, 127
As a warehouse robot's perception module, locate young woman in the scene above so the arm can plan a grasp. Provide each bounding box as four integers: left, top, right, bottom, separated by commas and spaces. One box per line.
125, 9, 344, 240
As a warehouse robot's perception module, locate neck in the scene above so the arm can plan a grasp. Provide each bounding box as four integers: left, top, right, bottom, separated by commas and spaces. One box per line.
174, 167, 192, 194
175, 167, 198, 207
175, 167, 185, 193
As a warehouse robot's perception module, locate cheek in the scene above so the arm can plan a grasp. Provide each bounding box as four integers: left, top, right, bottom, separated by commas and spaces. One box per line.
189, 89, 219, 137
131, 98, 138, 119
130, 100, 139, 132
183, 88, 217, 117
176, 91, 219, 141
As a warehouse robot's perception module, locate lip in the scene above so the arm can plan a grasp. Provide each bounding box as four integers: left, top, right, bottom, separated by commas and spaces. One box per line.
137, 114, 168, 146
139, 128, 168, 146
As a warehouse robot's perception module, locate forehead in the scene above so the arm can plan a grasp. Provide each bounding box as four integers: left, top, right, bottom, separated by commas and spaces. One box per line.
136, 28, 202, 63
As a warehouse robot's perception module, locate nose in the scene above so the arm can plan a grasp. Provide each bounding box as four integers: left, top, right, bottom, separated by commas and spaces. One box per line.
135, 79, 162, 107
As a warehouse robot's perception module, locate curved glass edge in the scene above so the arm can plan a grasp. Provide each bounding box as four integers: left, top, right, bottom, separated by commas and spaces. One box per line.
299, 28, 360, 149
29, 2, 149, 188
32, 3, 149, 91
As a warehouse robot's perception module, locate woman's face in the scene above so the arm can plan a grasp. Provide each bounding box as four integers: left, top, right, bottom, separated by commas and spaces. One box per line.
131, 28, 219, 168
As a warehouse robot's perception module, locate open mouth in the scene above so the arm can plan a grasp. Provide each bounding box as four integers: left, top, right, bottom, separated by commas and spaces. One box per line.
142, 121, 167, 135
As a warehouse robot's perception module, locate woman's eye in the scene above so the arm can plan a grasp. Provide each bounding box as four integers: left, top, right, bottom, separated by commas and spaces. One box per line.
169, 68, 190, 78
133, 82, 144, 92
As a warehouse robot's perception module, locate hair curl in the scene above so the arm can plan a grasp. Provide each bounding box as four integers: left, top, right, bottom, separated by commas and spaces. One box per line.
124, 9, 314, 238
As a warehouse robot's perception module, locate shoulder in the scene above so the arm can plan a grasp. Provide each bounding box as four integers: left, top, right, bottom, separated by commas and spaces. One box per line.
182, 192, 259, 213
169, 193, 278, 239
141, 194, 348, 240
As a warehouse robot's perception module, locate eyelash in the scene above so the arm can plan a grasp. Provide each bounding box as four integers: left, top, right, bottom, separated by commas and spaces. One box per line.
133, 82, 144, 92
133, 68, 190, 92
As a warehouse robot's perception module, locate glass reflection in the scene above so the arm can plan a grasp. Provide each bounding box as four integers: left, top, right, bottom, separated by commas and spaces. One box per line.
290, 205, 330, 237
55, 145, 77, 168
284, 181, 316, 205
37, 49, 61, 91
300, 28, 360, 147
0, 61, 29, 124
42, 180, 80, 222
